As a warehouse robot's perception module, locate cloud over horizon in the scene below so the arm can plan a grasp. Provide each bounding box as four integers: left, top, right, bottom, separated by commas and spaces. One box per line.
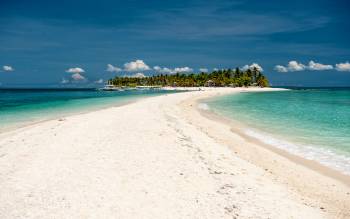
308, 61, 333, 71
106, 64, 122, 72
153, 66, 173, 74
287, 61, 306, 71
124, 60, 150, 72
131, 72, 146, 78
275, 61, 335, 72
66, 67, 85, 74
274, 65, 288, 73
274, 60, 350, 72
65, 67, 86, 82
153, 66, 193, 74
2, 65, 14, 72
173, 67, 193, 74
335, 62, 350, 72
71, 73, 86, 81
241, 63, 263, 72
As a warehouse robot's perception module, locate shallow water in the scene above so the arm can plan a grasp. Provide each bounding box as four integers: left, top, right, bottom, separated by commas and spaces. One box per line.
205, 88, 350, 175
0, 88, 178, 131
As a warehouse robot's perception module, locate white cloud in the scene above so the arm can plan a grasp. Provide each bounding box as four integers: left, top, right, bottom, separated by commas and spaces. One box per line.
275, 61, 305, 72
153, 66, 173, 74
153, 66, 161, 71
274, 65, 288, 73
154, 66, 193, 74
106, 64, 122, 72
71, 73, 86, 81
213, 68, 219, 71
95, 79, 104, 84
61, 78, 69, 84
241, 65, 249, 71
275, 60, 335, 72
124, 60, 150, 72
66, 67, 85, 73
307, 61, 333, 71
65, 67, 86, 82
287, 61, 305, 71
199, 68, 208, 73
335, 62, 350, 72
131, 73, 146, 78
242, 63, 263, 72
3, 65, 14, 72
173, 67, 193, 73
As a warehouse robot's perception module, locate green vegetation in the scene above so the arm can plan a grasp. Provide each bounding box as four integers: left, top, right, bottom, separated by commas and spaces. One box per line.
109, 67, 269, 87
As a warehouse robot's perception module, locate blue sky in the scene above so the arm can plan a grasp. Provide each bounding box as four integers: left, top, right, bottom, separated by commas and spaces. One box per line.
0, 0, 350, 87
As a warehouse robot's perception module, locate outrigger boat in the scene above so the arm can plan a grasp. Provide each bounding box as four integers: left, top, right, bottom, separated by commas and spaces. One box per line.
99, 84, 124, 91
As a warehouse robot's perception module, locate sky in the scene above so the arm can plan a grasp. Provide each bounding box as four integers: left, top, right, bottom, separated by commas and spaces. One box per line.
0, 0, 350, 87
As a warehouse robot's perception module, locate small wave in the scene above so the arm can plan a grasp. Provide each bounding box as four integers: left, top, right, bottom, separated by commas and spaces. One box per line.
198, 103, 210, 110
244, 128, 350, 175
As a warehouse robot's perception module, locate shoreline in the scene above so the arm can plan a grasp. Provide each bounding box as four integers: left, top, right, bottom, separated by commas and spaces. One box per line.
178, 87, 350, 217
0, 96, 147, 135
197, 93, 350, 186
0, 89, 183, 135
0, 87, 349, 218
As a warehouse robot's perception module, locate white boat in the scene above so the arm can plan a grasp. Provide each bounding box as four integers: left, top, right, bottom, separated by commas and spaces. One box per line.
135, 85, 162, 89
99, 84, 124, 91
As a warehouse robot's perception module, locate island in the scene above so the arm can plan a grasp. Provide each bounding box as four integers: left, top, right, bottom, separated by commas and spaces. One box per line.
108, 67, 269, 88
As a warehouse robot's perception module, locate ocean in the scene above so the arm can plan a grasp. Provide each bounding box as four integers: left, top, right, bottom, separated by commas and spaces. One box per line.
0, 88, 178, 132
204, 88, 350, 175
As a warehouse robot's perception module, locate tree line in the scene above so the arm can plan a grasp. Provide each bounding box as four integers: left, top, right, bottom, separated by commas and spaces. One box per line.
108, 67, 269, 87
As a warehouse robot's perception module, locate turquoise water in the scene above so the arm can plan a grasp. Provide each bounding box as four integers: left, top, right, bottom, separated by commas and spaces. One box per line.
0, 88, 178, 131
205, 88, 350, 175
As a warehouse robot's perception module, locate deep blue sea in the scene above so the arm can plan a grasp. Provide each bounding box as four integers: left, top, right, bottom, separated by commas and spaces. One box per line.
0, 88, 177, 131
205, 88, 350, 175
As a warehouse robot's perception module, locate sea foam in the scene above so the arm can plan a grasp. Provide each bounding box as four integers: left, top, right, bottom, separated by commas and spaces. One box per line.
244, 128, 350, 175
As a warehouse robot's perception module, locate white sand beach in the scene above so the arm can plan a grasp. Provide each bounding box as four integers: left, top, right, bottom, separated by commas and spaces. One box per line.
0, 87, 349, 218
